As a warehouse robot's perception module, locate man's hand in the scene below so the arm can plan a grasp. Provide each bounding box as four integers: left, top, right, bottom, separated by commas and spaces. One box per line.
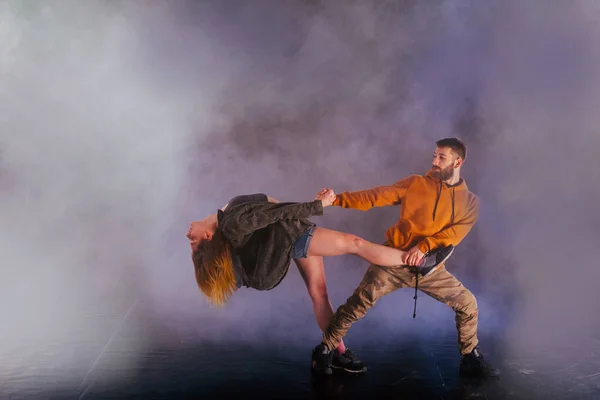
315, 188, 336, 207
402, 246, 425, 266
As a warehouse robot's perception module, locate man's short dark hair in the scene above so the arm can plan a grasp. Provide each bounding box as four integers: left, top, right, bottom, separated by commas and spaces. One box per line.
436, 138, 467, 160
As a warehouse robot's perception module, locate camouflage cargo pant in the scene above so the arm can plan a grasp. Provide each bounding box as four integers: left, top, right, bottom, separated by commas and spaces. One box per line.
323, 258, 479, 355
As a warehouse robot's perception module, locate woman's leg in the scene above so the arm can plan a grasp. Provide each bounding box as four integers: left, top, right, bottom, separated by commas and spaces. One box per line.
294, 256, 346, 354
307, 227, 407, 266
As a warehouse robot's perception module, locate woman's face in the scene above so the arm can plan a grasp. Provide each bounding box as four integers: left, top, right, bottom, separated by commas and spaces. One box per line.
186, 221, 213, 251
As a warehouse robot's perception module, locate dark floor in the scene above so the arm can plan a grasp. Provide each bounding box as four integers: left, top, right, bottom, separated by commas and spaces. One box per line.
4, 299, 600, 400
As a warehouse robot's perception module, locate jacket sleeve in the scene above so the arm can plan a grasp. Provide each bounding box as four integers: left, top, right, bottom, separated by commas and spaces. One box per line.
333, 175, 416, 211
220, 200, 323, 240
416, 196, 480, 253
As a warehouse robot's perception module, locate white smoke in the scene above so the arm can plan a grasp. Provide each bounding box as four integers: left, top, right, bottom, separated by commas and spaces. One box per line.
2, 0, 600, 396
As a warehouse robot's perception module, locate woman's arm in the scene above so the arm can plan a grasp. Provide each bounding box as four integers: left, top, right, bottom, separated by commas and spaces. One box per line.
223, 195, 277, 210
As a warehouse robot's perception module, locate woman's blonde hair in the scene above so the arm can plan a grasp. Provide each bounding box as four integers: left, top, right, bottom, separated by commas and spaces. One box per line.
192, 230, 236, 307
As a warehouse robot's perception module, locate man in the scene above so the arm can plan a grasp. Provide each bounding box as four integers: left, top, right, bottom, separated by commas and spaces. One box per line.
311, 138, 500, 378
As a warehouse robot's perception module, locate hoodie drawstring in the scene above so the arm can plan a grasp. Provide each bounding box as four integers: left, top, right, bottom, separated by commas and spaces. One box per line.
413, 273, 419, 318
419, 179, 441, 318
432, 180, 442, 221
451, 187, 455, 224
433, 181, 457, 223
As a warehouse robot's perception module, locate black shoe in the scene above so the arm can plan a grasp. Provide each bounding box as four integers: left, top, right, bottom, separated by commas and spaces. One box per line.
419, 245, 454, 277
459, 347, 500, 378
332, 348, 367, 374
312, 343, 333, 375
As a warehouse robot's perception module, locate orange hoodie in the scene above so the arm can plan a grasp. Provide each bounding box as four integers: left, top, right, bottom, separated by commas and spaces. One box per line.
333, 171, 480, 253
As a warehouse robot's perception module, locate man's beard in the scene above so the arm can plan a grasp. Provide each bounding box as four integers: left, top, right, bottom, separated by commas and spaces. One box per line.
431, 165, 454, 181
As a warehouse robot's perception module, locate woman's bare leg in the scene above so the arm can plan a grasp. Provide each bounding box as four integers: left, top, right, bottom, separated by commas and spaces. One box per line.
294, 256, 346, 354
307, 227, 407, 266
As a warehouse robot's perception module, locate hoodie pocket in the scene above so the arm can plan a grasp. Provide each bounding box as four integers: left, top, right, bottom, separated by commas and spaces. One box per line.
393, 219, 415, 250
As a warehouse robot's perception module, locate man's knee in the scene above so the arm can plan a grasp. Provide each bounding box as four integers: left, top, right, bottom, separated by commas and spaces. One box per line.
457, 289, 478, 316
339, 287, 376, 320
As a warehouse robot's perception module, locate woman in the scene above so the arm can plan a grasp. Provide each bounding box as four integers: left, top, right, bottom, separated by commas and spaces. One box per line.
186, 189, 451, 373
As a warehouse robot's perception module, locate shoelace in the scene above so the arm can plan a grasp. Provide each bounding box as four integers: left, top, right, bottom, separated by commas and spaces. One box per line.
472, 349, 491, 368
342, 349, 358, 362
476, 354, 491, 367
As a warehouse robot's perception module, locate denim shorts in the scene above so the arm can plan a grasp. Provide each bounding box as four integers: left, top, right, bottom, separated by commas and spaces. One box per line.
291, 225, 315, 259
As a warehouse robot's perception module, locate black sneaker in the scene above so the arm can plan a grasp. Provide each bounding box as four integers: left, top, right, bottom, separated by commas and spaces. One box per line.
459, 347, 500, 378
312, 343, 333, 375
332, 348, 367, 374
419, 245, 454, 277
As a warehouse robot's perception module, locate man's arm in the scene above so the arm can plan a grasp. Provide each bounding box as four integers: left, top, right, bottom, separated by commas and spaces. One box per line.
416, 197, 480, 254
333, 175, 417, 211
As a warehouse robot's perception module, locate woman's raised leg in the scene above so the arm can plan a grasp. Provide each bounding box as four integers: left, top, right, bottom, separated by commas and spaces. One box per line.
307, 227, 407, 266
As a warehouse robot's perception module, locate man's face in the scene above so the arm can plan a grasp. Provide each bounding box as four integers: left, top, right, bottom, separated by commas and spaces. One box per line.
431, 146, 459, 180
